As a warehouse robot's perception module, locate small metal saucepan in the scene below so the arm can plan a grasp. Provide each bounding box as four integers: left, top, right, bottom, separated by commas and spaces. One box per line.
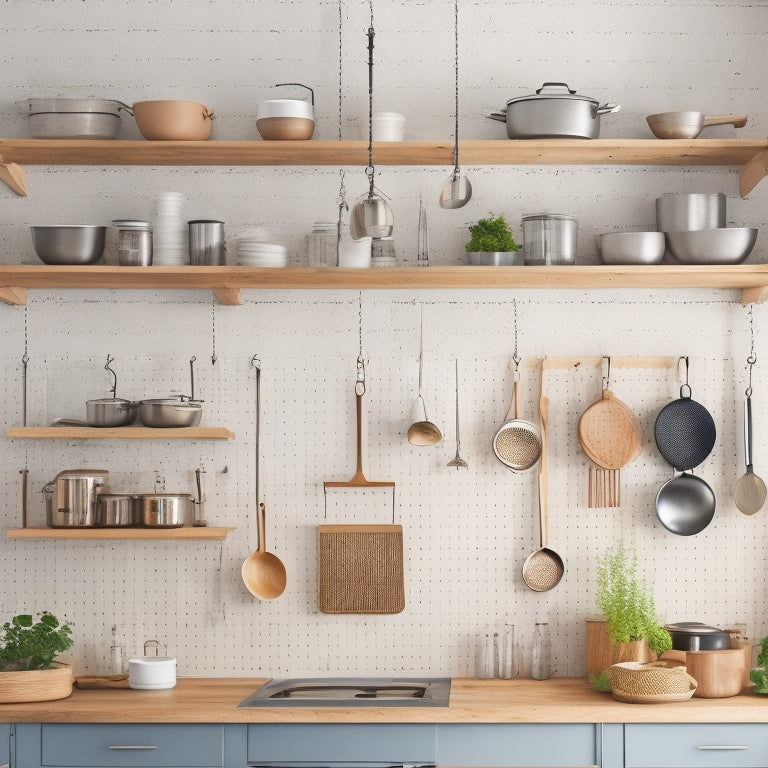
140, 493, 192, 527
87, 355, 137, 427
138, 398, 202, 428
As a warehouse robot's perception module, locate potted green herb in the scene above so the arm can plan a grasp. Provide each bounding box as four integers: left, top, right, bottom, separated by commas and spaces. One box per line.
465, 215, 523, 266
588, 540, 671, 684
750, 635, 768, 694
0, 612, 74, 703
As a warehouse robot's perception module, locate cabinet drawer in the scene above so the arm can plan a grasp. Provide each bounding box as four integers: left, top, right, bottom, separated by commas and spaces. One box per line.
247, 724, 437, 765
625, 724, 768, 768
436, 724, 598, 767
39, 723, 224, 767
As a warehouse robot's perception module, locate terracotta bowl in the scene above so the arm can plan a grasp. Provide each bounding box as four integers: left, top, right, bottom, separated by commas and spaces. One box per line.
256, 99, 314, 140
133, 100, 213, 141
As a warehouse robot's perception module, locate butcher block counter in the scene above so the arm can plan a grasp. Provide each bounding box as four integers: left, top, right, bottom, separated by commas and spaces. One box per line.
1, 677, 768, 723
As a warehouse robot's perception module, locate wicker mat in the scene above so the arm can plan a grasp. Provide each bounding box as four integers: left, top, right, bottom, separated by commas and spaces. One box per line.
317, 524, 405, 614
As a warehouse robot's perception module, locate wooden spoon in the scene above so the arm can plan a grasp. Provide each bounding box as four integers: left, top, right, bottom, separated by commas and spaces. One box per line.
241, 502, 287, 600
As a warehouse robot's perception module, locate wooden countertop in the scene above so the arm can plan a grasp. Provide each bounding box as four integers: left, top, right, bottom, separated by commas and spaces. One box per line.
1, 678, 768, 724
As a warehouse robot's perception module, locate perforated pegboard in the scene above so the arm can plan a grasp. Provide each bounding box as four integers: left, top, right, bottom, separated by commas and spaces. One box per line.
0, 288, 765, 679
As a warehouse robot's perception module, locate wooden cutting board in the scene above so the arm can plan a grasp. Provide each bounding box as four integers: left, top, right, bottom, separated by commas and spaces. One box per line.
317, 524, 404, 614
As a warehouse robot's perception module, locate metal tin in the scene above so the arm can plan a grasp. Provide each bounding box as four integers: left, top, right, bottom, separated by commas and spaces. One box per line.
96, 493, 141, 527
118, 228, 153, 266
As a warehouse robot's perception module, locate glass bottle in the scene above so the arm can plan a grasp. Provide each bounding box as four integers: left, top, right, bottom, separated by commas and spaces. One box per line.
500, 623, 518, 679
110, 624, 125, 674
531, 622, 554, 680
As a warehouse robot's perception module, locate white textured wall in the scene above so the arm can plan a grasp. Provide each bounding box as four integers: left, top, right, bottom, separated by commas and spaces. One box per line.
0, 0, 767, 679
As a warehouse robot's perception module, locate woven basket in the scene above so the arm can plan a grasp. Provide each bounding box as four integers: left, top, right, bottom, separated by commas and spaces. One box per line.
609, 661, 697, 700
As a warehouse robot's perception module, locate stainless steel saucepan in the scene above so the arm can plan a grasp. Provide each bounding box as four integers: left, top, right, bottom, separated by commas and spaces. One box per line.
647, 111, 747, 139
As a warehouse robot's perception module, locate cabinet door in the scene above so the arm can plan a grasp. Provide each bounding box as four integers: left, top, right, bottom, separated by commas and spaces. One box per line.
247, 724, 437, 765
436, 724, 599, 767
625, 724, 768, 768
0, 723, 8, 767
14, 723, 225, 768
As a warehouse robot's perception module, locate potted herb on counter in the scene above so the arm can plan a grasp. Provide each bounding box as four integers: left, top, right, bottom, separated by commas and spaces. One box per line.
466, 215, 523, 266
750, 635, 768, 694
0, 611, 74, 702
587, 540, 672, 684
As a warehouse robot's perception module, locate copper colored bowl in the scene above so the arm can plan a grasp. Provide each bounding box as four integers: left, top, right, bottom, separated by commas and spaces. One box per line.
132, 100, 213, 141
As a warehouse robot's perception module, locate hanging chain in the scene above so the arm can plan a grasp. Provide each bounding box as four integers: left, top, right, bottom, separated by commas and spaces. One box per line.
22, 304, 29, 427
356, 292, 365, 395
211, 300, 218, 365
365, 0, 376, 197
512, 298, 520, 371
747, 304, 756, 396
452, 0, 460, 174
338, 0, 344, 143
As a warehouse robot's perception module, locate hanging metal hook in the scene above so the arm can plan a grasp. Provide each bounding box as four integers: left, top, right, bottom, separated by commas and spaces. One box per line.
601, 356, 611, 391
104, 354, 118, 398
678, 355, 691, 398
747, 353, 756, 397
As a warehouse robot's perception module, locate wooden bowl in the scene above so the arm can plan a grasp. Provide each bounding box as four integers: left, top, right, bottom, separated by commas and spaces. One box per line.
686, 649, 745, 698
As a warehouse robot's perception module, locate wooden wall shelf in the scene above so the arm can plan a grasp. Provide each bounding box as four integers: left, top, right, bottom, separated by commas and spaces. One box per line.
6, 527, 234, 540
6, 426, 235, 440
1, 138, 767, 196
1, 264, 767, 305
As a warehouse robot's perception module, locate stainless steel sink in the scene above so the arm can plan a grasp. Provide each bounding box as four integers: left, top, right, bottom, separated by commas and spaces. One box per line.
238, 677, 451, 707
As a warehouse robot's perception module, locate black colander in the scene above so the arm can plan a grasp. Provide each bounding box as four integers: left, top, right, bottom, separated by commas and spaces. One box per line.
654, 384, 716, 471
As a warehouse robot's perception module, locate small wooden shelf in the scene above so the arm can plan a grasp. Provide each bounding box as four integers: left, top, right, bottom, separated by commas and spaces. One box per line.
6, 526, 234, 540
1, 264, 768, 305
6, 426, 235, 440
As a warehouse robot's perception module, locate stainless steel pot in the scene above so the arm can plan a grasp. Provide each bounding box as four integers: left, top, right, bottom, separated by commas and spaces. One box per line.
489, 82, 620, 139
19, 98, 133, 139
140, 493, 192, 527
138, 398, 202, 428
86, 398, 137, 427
43, 469, 109, 528
96, 493, 141, 527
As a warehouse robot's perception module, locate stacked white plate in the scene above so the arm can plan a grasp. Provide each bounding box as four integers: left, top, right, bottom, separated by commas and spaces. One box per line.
236, 228, 287, 267
152, 192, 188, 266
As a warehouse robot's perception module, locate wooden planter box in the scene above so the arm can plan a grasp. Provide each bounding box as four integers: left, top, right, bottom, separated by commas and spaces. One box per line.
586, 619, 654, 677
0, 661, 73, 703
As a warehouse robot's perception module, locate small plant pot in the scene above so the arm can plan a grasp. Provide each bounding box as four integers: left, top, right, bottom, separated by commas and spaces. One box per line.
0, 661, 73, 703
468, 251, 523, 266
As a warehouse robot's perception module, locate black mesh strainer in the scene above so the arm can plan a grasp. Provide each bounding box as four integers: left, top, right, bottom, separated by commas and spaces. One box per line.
654, 384, 716, 471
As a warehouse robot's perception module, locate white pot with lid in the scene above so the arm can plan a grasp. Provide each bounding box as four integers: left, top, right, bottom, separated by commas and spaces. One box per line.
256, 83, 315, 140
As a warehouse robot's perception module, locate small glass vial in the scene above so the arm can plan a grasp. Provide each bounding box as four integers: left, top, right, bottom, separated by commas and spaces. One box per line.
110, 624, 125, 674
531, 622, 554, 680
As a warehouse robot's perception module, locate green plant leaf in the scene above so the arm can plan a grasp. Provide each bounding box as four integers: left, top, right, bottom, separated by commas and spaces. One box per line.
0, 612, 73, 672
465, 215, 522, 253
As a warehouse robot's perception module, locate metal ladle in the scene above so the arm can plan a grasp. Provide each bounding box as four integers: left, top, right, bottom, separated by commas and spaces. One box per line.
447, 359, 468, 469
407, 311, 442, 446
438, 0, 471, 209
350, 21, 394, 240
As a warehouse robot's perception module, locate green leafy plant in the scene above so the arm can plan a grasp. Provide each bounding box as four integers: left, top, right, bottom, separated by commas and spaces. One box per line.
0, 612, 73, 672
589, 670, 612, 692
595, 540, 672, 657
465, 215, 522, 253
749, 635, 768, 694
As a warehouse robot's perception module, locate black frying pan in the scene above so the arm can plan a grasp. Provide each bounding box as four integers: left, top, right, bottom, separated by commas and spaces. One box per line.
654, 377, 716, 471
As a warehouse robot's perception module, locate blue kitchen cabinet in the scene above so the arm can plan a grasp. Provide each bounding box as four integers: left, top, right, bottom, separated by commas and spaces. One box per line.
0, 723, 8, 767
624, 724, 768, 768
436, 723, 619, 767
12, 723, 241, 768
245, 723, 437, 765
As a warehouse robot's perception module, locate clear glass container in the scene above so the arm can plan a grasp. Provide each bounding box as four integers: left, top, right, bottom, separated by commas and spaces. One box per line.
308, 220, 341, 267
522, 214, 578, 265
531, 621, 554, 680
500, 623, 518, 679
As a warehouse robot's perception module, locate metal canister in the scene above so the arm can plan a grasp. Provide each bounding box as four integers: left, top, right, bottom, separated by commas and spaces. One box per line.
43, 469, 109, 527
522, 214, 578, 266
188, 219, 225, 265
118, 226, 153, 266
104, 220, 151, 264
